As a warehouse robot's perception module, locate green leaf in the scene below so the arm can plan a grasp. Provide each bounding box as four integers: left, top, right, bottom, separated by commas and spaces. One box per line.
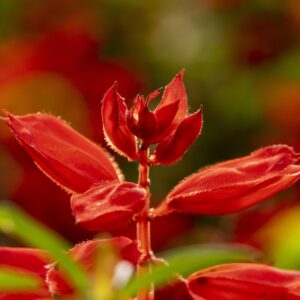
0, 202, 88, 294
120, 244, 261, 297
90, 238, 119, 300
0, 268, 40, 291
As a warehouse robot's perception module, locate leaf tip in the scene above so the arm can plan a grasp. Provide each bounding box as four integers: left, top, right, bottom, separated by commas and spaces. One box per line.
177, 68, 185, 78
0, 109, 12, 123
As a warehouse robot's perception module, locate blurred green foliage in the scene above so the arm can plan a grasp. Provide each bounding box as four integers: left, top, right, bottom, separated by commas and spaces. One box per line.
121, 243, 261, 297
0, 268, 40, 292
0, 202, 88, 294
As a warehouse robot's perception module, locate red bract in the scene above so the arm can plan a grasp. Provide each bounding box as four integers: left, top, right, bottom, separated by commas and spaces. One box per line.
154, 71, 187, 134
155, 145, 300, 216
0, 247, 51, 300
46, 237, 141, 296
151, 108, 203, 165
101, 71, 202, 165
71, 181, 146, 231
188, 263, 300, 299
4, 112, 122, 194
101, 83, 138, 160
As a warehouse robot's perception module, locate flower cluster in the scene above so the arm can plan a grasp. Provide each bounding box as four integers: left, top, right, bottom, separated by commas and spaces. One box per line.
3, 72, 300, 299
101, 70, 203, 165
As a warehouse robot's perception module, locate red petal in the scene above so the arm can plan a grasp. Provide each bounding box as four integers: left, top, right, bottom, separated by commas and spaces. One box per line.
152, 108, 203, 165
101, 83, 138, 160
4, 112, 121, 193
71, 181, 146, 231
145, 100, 180, 144
46, 237, 141, 296
0, 247, 51, 299
188, 263, 300, 300
127, 95, 143, 135
154, 145, 300, 216
154, 70, 188, 135
146, 88, 162, 103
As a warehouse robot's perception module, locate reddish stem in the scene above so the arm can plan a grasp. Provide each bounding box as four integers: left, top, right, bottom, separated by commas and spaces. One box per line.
137, 146, 154, 300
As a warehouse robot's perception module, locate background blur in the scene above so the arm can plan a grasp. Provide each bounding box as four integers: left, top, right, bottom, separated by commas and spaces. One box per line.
1, 0, 300, 268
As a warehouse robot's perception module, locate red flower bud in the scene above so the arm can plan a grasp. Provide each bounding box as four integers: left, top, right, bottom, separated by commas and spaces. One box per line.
125, 71, 190, 149
112, 70, 201, 166
188, 263, 300, 299
4, 112, 122, 193
46, 237, 141, 296
151, 108, 203, 165
101, 83, 138, 160
71, 181, 146, 231
127, 95, 157, 140
155, 145, 300, 216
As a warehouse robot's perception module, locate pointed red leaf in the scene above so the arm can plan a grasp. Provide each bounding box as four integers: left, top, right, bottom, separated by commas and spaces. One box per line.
4, 112, 121, 193
46, 237, 141, 296
0, 247, 51, 299
101, 83, 138, 160
188, 263, 300, 300
71, 181, 146, 231
154, 145, 300, 216
154, 70, 188, 135
152, 108, 203, 165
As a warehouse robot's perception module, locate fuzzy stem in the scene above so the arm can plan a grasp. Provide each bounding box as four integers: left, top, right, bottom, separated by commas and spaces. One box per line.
137, 146, 154, 300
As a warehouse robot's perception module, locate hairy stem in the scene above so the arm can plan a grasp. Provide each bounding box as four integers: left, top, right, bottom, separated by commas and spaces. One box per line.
137, 147, 154, 300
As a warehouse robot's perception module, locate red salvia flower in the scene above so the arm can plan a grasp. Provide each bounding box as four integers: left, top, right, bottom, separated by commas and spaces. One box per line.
187, 263, 300, 300
101, 70, 203, 165
155, 145, 300, 216
4, 72, 300, 299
